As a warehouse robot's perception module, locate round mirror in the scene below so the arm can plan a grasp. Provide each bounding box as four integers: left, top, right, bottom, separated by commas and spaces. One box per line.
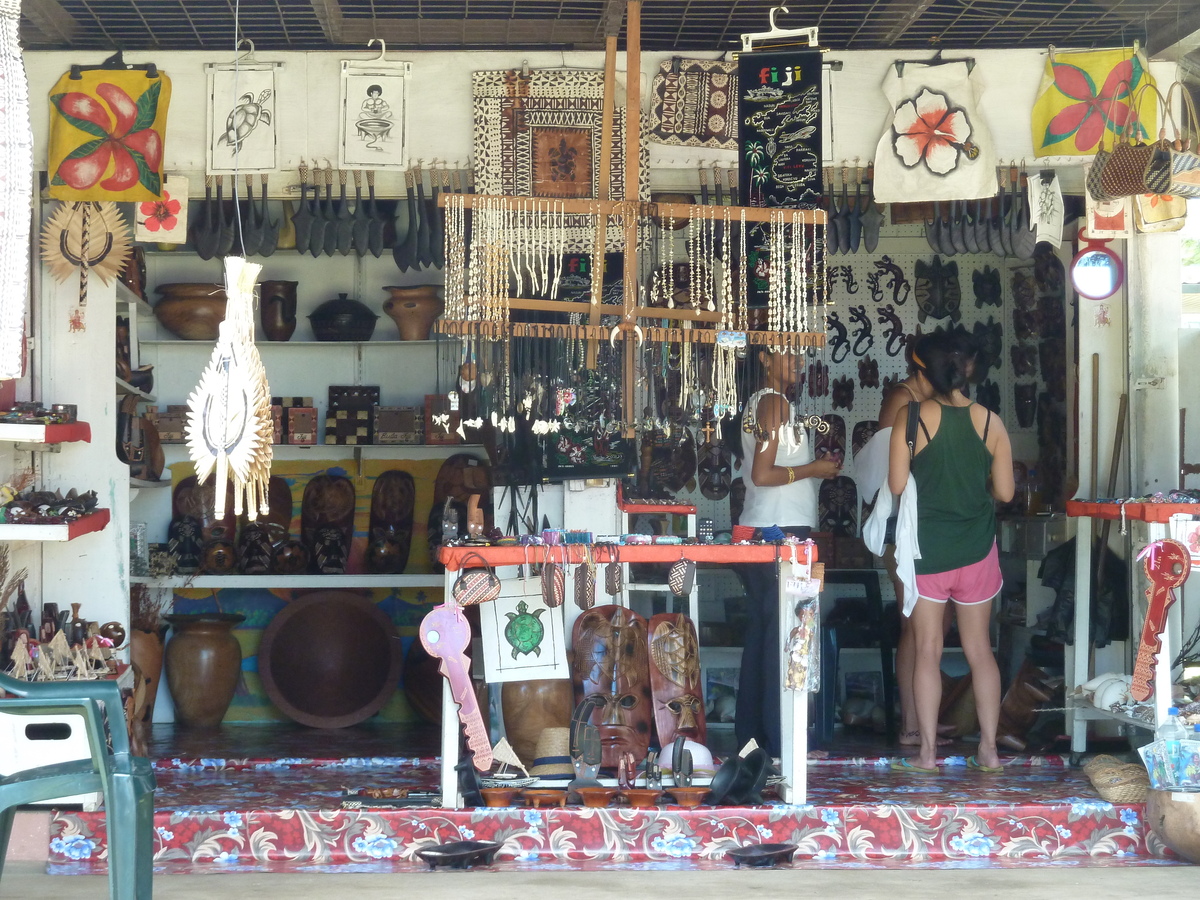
1070, 246, 1124, 300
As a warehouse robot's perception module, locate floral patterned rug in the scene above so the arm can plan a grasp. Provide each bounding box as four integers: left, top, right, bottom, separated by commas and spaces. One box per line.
47, 733, 1181, 874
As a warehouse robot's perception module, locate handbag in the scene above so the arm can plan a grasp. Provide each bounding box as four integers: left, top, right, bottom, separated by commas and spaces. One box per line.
1099, 84, 1157, 199
667, 558, 696, 597
542, 561, 565, 609
1087, 81, 1136, 201
452, 552, 501, 607
1133, 191, 1187, 233
1164, 81, 1200, 199
883, 401, 921, 547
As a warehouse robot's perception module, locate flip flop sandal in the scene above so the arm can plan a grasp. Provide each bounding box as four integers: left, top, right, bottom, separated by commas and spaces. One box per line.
890, 758, 939, 775
966, 755, 1004, 774
365, 469, 415, 575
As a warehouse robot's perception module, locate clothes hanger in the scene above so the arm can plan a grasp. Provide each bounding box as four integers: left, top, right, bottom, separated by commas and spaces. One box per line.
740, 6, 819, 52
70, 50, 158, 80
893, 48, 975, 77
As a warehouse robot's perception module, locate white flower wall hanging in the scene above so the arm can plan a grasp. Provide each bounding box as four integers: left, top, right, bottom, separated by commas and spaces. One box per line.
892, 89, 979, 176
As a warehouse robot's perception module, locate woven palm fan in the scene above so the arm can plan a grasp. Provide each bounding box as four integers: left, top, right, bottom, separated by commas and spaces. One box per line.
185, 256, 274, 521
39, 201, 131, 284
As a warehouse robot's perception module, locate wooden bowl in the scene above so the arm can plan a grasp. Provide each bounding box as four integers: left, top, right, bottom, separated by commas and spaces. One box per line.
154, 284, 227, 340
666, 786, 710, 808
574, 786, 619, 808
621, 788, 662, 808
521, 789, 567, 808
650, 192, 695, 229
479, 788, 519, 808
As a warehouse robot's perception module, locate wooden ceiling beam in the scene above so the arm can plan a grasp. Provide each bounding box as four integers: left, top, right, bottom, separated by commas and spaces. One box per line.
596, 0, 627, 40
309, 0, 346, 43
880, 0, 938, 44
21, 0, 78, 44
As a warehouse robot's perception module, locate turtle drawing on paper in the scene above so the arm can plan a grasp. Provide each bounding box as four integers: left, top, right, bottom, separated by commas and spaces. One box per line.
505, 600, 546, 658
217, 90, 273, 154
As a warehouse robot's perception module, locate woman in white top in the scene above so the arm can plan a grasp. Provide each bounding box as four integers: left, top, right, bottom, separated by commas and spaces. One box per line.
735, 349, 841, 755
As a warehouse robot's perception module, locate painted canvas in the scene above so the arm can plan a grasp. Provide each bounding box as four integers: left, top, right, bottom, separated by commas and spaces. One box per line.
478, 574, 570, 683
340, 60, 411, 170
206, 63, 276, 174
135, 174, 188, 243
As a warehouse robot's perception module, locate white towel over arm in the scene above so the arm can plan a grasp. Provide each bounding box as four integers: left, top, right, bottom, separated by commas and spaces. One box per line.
855, 427, 922, 617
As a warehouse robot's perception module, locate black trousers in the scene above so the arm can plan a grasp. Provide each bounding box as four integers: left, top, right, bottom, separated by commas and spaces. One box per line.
734, 560, 781, 757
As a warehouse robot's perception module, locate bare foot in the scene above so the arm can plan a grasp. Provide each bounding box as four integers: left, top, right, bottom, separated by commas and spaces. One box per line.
973, 746, 1002, 769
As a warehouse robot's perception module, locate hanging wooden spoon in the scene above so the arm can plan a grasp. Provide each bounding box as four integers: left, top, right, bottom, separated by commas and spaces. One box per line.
240, 174, 263, 256
366, 170, 386, 258
308, 166, 329, 257
192, 175, 218, 260
290, 163, 315, 253
859, 163, 884, 254
415, 163, 433, 268
389, 168, 409, 259
430, 164, 445, 269
394, 167, 419, 271
351, 170, 370, 256
335, 169, 355, 255
322, 166, 339, 257
215, 175, 236, 257
846, 163, 863, 254
257, 173, 280, 257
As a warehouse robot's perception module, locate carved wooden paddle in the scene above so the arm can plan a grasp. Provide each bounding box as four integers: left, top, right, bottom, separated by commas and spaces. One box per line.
290, 164, 315, 253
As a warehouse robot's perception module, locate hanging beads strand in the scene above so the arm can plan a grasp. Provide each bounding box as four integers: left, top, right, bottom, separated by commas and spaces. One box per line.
719, 206, 733, 330
738, 209, 749, 333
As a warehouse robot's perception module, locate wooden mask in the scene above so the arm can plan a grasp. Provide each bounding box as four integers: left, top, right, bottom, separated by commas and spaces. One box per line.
570, 605, 651, 768
648, 613, 707, 748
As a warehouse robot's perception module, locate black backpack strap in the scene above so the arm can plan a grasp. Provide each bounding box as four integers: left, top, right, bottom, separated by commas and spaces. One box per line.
982, 406, 992, 442
905, 400, 921, 458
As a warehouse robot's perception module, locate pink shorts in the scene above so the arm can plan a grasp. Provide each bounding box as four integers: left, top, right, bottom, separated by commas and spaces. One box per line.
915, 542, 1002, 605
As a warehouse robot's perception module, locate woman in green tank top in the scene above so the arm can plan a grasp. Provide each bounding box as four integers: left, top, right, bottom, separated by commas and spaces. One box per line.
887, 329, 1015, 774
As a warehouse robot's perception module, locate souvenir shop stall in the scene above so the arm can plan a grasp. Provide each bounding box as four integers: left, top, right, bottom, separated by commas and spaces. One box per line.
5, 0, 1200, 872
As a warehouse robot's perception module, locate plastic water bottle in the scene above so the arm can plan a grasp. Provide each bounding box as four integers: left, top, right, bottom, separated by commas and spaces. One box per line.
1157, 707, 1187, 742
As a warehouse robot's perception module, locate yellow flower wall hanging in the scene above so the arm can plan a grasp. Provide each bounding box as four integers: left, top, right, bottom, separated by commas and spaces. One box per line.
47, 65, 171, 202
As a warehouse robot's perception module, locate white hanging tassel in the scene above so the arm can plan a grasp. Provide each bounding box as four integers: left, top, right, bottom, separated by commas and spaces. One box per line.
185, 256, 275, 521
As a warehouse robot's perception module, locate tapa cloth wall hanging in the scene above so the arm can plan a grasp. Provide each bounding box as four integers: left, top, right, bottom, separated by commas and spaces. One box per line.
47, 66, 170, 202
872, 61, 997, 203
1031, 46, 1157, 158
134, 173, 188, 244
339, 56, 411, 170
648, 57, 738, 150
0, 0, 31, 379
738, 49, 823, 208
206, 62, 276, 174
471, 68, 646, 252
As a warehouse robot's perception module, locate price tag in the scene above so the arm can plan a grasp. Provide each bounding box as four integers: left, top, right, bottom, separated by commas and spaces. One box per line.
785, 576, 819, 598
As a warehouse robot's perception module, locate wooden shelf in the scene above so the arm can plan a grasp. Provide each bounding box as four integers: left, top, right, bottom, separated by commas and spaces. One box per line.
115, 280, 154, 317
0, 508, 111, 542
139, 339, 451, 348
0, 421, 91, 446
115, 378, 156, 402
131, 573, 444, 589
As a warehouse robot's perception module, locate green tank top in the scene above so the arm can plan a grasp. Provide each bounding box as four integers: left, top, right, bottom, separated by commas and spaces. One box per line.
910, 404, 996, 575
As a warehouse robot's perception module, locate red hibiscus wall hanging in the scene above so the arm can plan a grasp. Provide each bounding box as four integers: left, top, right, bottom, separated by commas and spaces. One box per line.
47, 66, 171, 202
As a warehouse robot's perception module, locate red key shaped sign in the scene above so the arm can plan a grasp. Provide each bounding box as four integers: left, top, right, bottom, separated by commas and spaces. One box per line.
1130, 538, 1190, 703
419, 603, 493, 771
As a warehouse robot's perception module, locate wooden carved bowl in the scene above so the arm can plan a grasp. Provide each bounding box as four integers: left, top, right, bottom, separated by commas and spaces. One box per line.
521, 789, 567, 808
666, 786, 710, 808
573, 786, 619, 808
1147, 788, 1200, 864
154, 284, 227, 340
257, 591, 401, 728
621, 788, 663, 808
479, 788, 519, 808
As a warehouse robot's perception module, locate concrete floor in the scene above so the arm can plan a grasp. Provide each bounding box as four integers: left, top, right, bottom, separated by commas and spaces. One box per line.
0, 863, 1195, 899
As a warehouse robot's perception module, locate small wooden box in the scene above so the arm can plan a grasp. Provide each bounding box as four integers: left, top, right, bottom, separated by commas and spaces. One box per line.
328, 385, 381, 410
286, 407, 318, 444
271, 405, 283, 444
324, 408, 373, 445
424, 394, 461, 445
374, 406, 424, 444
153, 405, 189, 443
273, 396, 314, 409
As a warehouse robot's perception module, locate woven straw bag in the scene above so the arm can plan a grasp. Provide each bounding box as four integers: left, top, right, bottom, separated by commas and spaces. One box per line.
452, 552, 501, 606
1086, 758, 1150, 803
1099, 84, 1157, 199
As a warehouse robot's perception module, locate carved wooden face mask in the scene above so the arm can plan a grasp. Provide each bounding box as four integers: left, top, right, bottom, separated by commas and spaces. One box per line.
571, 605, 651, 768
647, 613, 707, 747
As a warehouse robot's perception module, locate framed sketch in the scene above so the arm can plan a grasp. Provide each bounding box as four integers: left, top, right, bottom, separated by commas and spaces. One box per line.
339, 60, 411, 170
206, 63, 277, 174
477, 574, 569, 683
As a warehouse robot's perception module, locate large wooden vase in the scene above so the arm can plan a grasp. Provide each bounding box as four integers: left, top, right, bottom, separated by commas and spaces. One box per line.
501, 679, 574, 770
382, 285, 444, 341
128, 628, 165, 723
165, 613, 245, 728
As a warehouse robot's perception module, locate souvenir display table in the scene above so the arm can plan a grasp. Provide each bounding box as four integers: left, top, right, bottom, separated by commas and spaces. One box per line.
1065, 500, 1199, 760
436, 542, 822, 808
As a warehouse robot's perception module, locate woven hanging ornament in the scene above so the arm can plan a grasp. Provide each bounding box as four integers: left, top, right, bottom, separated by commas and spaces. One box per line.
185, 256, 274, 521
39, 200, 131, 285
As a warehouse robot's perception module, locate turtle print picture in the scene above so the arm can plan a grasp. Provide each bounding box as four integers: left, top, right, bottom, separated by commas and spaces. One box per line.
206, 64, 277, 174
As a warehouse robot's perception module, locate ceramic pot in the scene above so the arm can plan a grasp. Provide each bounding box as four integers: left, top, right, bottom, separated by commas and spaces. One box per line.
382, 285, 444, 341
154, 284, 228, 340
129, 627, 165, 723
501, 679, 574, 770
308, 293, 378, 342
259, 280, 298, 342
164, 613, 245, 728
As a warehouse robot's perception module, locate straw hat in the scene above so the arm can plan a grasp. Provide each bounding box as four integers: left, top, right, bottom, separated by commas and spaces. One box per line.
529, 727, 574, 779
